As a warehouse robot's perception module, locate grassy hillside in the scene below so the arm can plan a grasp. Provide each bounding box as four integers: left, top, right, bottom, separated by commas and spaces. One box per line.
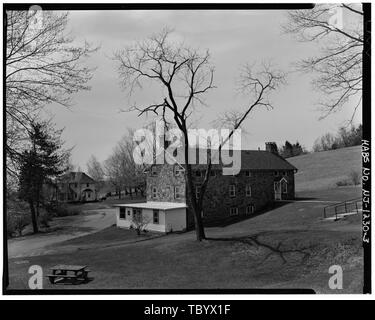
288, 146, 361, 192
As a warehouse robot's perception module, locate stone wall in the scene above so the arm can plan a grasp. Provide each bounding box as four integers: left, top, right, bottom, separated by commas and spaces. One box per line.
146, 164, 186, 203
147, 163, 295, 227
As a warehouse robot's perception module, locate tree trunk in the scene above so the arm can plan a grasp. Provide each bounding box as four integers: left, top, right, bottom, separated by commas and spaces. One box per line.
29, 201, 39, 233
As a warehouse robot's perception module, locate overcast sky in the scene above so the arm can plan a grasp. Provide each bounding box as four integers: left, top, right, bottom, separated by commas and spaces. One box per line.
43, 9, 362, 170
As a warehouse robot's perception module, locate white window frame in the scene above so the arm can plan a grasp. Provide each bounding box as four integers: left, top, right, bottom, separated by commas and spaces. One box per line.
246, 205, 254, 215
230, 207, 238, 216
152, 186, 157, 199
229, 184, 236, 197
153, 209, 159, 224
246, 184, 252, 197
195, 185, 201, 200
151, 166, 158, 176
174, 165, 184, 176
119, 207, 126, 219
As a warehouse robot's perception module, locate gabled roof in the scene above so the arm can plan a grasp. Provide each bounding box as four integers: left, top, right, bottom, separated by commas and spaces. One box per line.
59, 172, 96, 184
192, 149, 297, 171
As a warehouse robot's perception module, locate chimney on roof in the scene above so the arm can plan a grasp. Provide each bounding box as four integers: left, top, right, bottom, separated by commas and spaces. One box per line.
265, 142, 279, 155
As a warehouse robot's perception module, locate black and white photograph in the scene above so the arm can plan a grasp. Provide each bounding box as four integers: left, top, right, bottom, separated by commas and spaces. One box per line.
2, 2, 371, 297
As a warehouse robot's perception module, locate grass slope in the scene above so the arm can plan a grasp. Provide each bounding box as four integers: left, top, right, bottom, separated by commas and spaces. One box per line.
288, 146, 361, 192
8, 187, 362, 293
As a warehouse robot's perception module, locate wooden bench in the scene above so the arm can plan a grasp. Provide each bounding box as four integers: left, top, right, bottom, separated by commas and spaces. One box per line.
46, 265, 90, 284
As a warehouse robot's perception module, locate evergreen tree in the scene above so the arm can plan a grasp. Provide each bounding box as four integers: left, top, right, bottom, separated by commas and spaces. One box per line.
18, 121, 68, 233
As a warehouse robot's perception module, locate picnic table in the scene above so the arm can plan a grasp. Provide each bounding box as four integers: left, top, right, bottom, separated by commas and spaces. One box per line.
47, 265, 90, 284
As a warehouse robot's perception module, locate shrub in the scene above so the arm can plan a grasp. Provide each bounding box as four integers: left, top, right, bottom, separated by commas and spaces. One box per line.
38, 209, 53, 228
45, 202, 80, 217
6, 199, 30, 237
349, 170, 361, 185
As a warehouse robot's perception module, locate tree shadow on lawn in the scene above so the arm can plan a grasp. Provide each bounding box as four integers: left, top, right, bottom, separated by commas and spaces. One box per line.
206, 232, 319, 266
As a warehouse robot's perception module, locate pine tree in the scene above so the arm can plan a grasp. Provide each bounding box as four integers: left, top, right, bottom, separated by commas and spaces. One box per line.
18, 121, 68, 233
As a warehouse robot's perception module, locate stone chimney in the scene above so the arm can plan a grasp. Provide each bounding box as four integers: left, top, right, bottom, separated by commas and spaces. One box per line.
265, 142, 279, 155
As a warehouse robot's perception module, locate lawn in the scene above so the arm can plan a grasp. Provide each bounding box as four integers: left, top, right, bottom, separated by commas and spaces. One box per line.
288, 146, 361, 191
7, 186, 363, 293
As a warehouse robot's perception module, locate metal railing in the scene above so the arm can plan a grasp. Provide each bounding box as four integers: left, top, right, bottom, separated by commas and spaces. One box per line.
323, 197, 362, 220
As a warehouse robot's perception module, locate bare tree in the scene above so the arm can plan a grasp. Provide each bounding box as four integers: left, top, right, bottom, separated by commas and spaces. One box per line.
283, 4, 363, 122
6, 10, 97, 177
114, 29, 285, 241
104, 129, 146, 199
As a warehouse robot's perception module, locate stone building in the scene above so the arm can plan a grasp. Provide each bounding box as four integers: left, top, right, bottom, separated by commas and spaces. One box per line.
116, 143, 297, 232
55, 172, 98, 202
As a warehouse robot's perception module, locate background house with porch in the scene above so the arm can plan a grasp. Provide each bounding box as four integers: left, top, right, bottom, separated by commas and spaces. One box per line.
56, 172, 98, 202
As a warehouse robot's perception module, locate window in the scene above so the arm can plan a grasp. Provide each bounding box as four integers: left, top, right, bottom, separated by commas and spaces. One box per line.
274, 171, 279, 176
210, 170, 216, 177
119, 207, 126, 219
152, 186, 157, 199
283, 171, 287, 176
230, 207, 238, 216
245, 170, 251, 177
133, 208, 142, 220
246, 205, 255, 215
151, 166, 158, 176
246, 185, 252, 197
282, 181, 288, 193
229, 184, 236, 197
153, 209, 159, 224
174, 165, 184, 176
174, 186, 182, 199
195, 170, 202, 177
195, 185, 201, 200
86, 183, 89, 187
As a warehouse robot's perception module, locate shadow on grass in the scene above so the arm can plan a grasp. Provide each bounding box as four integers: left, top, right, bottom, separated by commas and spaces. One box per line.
49, 277, 95, 286
204, 201, 291, 228
206, 233, 318, 265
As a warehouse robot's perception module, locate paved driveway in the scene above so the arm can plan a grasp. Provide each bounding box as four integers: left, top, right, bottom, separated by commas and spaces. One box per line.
7, 209, 117, 258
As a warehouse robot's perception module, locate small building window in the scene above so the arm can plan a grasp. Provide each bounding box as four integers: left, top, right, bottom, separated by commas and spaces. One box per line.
229, 184, 236, 197
245, 170, 251, 177
153, 209, 159, 224
283, 171, 287, 176
230, 207, 238, 216
86, 183, 89, 187
274, 171, 279, 176
246, 205, 255, 215
195, 170, 202, 177
246, 184, 251, 197
119, 207, 126, 219
151, 166, 158, 176
195, 185, 201, 200
174, 186, 182, 199
210, 170, 216, 177
152, 186, 157, 199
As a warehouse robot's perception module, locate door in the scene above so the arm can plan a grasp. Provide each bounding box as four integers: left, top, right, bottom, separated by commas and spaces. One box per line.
274, 182, 281, 200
